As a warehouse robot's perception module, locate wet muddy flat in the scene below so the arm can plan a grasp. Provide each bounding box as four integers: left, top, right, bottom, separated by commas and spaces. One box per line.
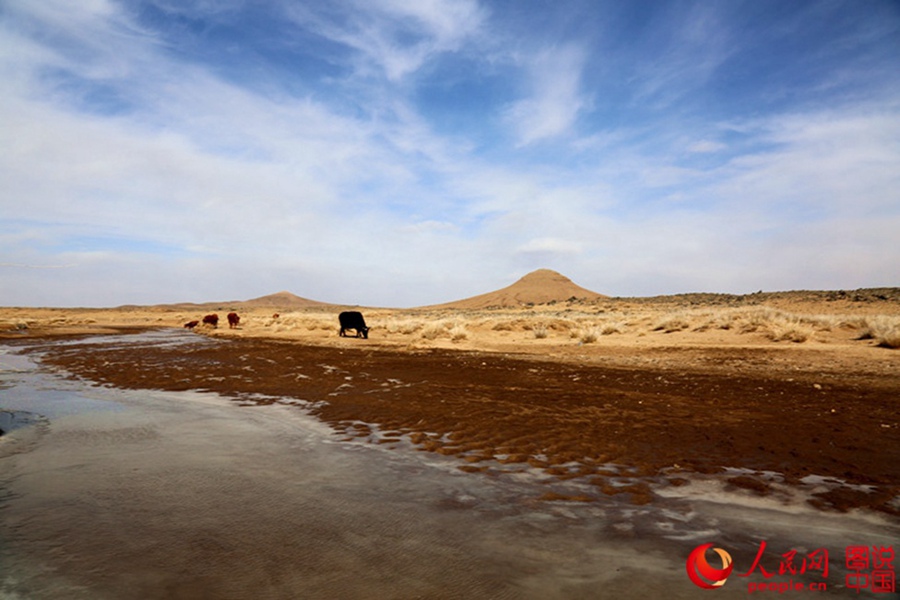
20, 330, 900, 515
2, 331, 898, 599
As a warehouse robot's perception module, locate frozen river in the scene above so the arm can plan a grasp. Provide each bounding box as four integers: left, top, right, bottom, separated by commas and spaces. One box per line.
1, 333, 896, 599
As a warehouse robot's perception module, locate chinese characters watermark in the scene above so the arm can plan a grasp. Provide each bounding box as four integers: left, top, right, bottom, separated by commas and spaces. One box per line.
686, 541, 895, 594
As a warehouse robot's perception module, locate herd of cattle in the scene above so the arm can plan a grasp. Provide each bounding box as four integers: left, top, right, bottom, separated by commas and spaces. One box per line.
183, 310, 369, 339
183, 312, 240, 330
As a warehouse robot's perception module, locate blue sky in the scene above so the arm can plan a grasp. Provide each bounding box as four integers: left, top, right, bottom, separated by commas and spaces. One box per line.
1, 0, 898, 307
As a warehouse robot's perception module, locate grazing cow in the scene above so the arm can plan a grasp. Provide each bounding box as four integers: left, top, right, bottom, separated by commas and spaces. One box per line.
202, 313, 219, 328
227, 312, 240, 329
184, 320, 199, 330
339, 311, 369, 339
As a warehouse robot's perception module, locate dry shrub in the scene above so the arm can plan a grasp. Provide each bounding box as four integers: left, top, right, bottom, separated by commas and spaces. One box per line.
715, 307, 851, 343
533, 325, 549, 339
808, 315, 837, 333
491, 319, 517, 332
386, 318, 423, 335
702, 307, 814, 343
259, 312, 338, 333
841, 316, 869, 330
736, 307, 783, 334
600, 321, 624, 335
694, 310, 739, 332
654, 307, 843, 344
578, 328, 600, 344
764, 312, 821, 343
859, 316, 900, 349
449, 324, 469, 342
420, 322, 446, 340
263, 312, 301, 330
652, 313, 690, 333
307, 315, 332, 331
766, 319, 815, 343
421, 319, 465, 340
551, 320, 577, 332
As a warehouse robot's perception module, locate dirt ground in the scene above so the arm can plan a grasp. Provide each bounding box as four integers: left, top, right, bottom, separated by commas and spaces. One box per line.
8, 315, 899, 516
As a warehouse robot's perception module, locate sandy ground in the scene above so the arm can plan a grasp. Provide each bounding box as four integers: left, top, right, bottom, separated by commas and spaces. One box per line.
3, 295, 898, 517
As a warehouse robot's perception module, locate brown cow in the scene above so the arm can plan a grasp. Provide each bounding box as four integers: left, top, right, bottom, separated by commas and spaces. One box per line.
202, 314, 219, 328
227, 312, 240, 329
184, 320, 199, 330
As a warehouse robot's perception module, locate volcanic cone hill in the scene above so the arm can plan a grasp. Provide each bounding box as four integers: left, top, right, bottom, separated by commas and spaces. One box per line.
429, 269, 607, 309
236, 291, 332, 309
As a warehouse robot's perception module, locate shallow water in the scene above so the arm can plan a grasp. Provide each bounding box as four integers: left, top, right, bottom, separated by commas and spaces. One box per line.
0, 333, 896, 599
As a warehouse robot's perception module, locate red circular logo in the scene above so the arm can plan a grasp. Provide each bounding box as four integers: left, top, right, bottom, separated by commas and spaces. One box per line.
686, 543, 734, 589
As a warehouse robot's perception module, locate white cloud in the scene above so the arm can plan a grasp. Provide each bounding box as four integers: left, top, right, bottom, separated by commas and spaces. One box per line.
375, 0, 486, 45
398, 220, 459, 234
505, 44, 589, 145
0, 262, 77, 269
713, 108, 900, 216
0, 2, 451, 303
285, 0, 487, 81
516, 237, 582, 257
686, 140, 726, 154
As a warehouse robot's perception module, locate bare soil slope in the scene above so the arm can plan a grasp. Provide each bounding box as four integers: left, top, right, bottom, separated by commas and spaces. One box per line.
235, 291, 333, 309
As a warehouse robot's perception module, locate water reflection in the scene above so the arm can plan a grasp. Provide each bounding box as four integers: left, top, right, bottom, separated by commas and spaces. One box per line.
0, 335, 896, 599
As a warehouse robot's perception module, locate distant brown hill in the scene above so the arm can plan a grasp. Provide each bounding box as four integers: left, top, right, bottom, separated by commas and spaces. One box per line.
429, 269, 607, 309
139, 291, 333, 312
237, 291, 332, 309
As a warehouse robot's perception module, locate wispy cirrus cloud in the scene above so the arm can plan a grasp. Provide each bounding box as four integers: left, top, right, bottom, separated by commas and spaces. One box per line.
712, 107, 900, 217
283, 0, 487, 82
0, 0, 898, 307
504, 43, 590, 146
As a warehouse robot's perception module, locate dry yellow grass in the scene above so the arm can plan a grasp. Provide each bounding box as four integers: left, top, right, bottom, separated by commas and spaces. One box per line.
859, 315, 900, 348
238, 304, 895, 352
3, 296, 899, 357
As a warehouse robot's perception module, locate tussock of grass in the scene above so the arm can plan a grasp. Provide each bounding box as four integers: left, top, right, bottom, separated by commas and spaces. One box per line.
859, 316, 900, 348
490, 317, 529, 332
449, 324, 469, 342
652, 313, 690, 333
263, 312, 306, 331
600, 322, 624, 335
689, 307, 839, 343
417, 319, 469, 341
578, 328, 600, 344
385, 318, 423, 335
766, 319, 815, 343
421, 322, 447, 340
736, 307, 783, 334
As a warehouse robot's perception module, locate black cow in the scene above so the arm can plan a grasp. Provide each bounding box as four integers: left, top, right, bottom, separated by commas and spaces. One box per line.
339, 311, 369, 339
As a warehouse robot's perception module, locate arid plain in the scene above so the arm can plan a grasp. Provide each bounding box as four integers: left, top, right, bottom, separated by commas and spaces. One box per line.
3, 270, 899, 515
